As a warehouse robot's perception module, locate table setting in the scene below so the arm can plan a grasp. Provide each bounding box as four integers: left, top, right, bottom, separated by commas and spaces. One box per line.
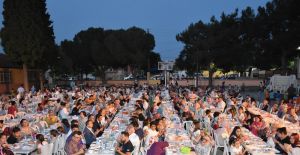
86, 94, 140, 155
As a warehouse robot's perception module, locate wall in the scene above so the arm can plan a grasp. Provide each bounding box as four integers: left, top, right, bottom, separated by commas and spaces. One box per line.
0, 68, 40, 94
177, 79, 263, 87
81, 80, 161, 87
79, 79, 263, 87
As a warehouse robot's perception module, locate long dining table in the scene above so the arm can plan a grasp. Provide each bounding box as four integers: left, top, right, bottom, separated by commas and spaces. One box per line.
86, 93, 141, 155
247, 106, 300, 134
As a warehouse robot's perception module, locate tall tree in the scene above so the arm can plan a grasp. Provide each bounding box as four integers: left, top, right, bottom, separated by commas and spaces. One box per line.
176, 17, 223, 87
59, 27, 158, 82
255, 0, 300, 70
1, 0, 57, 90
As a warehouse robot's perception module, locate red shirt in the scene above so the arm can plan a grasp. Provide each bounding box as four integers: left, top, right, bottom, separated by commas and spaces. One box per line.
7, 106, 18, 116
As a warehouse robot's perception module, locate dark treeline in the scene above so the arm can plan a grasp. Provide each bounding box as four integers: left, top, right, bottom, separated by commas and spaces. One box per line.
57, 27, 161, 82
176, 0, 300, 86
0, 0, 161, 88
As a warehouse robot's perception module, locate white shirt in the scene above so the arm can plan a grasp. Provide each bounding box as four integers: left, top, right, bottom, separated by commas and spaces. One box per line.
217, 101, 226, 112
129, 133, 140, 155
59, 108, 69, 119
230, 145, 243, 155
143, 101, 149, 110
145, 129, 158, 148
37, 141, 49, 154
289, 147, 300, 155
17, 87, 25, 94
66, 129, 72, 138
267, 137, 275, 148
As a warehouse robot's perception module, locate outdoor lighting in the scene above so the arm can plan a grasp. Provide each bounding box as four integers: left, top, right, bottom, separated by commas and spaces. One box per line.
297, 46, 300, 50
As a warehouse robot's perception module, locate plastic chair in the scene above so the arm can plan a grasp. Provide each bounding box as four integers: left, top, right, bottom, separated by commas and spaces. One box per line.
39, 121, 49, 129
56, 134, 66, 155
223, 139, 230, 155
212, 131, 227, 155
31, 125, 40, 133
183, 121, 194, 134
5, 114, 14, 120
195, 145, 212, 155
52, 140, 58, 154
139, 138, 146, 155
16, 112, 26, 118
41, 143, 54, 155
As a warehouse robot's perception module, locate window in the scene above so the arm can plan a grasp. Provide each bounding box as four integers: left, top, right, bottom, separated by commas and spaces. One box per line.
0, 71, 11, 83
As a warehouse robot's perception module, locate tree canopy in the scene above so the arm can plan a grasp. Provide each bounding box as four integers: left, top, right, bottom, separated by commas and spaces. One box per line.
1, 0, 57, 90
59, 27, 160, 81
176, 0, 300, 85
1, 0, 57, 69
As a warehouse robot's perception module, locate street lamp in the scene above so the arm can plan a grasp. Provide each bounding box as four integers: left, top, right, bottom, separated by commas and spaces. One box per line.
296, 46, 300, 78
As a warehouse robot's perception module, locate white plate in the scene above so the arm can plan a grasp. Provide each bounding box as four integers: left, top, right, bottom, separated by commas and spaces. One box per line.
22, 146, 32, 150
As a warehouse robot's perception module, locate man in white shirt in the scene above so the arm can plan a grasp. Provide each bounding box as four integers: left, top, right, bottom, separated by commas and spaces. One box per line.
59, 102, 69, 119
145, 122, 158, 149
17, 85, 25, 94
216, 97, 226, 112
127, 125, 140, 155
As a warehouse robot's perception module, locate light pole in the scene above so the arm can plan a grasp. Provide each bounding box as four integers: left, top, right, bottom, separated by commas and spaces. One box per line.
297, 46, 300, 78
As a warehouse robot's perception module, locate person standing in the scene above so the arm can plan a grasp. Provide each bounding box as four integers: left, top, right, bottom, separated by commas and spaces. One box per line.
31, 85, 36, 93
17, 84, 25, 95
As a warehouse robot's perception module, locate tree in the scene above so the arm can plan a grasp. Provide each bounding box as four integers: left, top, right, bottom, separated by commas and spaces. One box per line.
255, 0, 300, 70
1, 0, 57, 90
176, 17, 226, 87
176, 0, 300, 85
59, 27, 159, 83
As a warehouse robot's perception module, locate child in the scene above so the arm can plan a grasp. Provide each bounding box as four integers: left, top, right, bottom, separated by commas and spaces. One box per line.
229, 137, 245, 155
36, 134, 48, 154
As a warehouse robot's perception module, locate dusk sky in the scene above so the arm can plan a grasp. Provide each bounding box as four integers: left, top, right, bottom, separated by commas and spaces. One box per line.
0, 0, 269, 60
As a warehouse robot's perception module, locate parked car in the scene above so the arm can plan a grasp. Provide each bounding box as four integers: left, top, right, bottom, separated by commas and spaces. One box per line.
123, 74, 133, 80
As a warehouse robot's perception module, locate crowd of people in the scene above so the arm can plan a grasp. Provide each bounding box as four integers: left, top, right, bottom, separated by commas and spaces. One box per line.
0, 83, 299, 155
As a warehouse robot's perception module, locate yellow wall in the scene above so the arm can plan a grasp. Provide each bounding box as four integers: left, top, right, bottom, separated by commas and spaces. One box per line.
0, 68, 40, 94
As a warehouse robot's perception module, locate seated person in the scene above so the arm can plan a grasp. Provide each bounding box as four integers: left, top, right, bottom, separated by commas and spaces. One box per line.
260, 99, 269, 111
36, 103, 45, 113
147, 141, 169, 155
64, 131, 86, 155
274, 127, 291, 155
7, 127, 21, 144
191, 120, 201, 138
20, 119, 34, 137
130, 121, 144, 140
284, 133, 300, 155
83, 120, 99, 148
250, 115, 265, 136
70, 101, 84, 116
270, 104, 279, 115
0, 120, 10, 135
284, 108, 299, 123
229, 137, 245, 155
7, 101, 18, 117
229, 126, 244, 140
44, 110, 59, 126
36, 134, 48, 154
0, 133, 13, 155
115, 131, 134, 155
